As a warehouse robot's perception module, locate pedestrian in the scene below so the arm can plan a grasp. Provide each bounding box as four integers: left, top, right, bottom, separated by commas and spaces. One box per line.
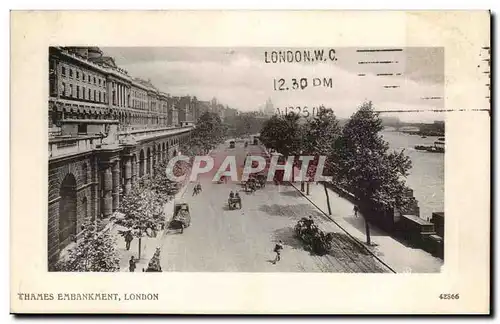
353, 205, 359, 217
129, 256, 137, 272
273, 240, 284, 264
124, 231, 133, 251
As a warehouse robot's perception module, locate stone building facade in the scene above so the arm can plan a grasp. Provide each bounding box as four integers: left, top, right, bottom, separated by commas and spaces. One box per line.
48, 47, 196, 268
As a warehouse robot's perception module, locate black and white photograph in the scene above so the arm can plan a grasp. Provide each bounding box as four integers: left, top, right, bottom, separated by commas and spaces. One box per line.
10, 10, 490, 314
48, 46, 450, 273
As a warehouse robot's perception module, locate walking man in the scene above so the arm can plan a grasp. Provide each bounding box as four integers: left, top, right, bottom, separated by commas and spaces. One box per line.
273, 240, 284, 264
353, 205, 359, 217
129, 256, 137, 272
124, 231, 133, 251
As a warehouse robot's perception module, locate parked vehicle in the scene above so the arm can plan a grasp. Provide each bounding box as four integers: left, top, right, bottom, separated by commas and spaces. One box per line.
228, 196, 242, 210
168, 200, 191, 233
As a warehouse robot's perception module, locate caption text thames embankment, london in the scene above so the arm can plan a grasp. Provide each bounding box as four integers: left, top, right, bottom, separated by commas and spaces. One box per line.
17, 292, 159, 301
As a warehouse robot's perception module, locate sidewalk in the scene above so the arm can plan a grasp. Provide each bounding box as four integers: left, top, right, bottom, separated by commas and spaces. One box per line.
289, 182, 443, 273
114, 181, 191, 272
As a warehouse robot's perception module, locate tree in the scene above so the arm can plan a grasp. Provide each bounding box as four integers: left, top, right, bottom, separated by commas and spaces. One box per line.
188, 112, 226, 154
302, 109, 342, 195
224, 113, 267, 138
53, 219, 120, 272
336, 102, 412, 244
118, 182, 164, 259
303, 108, 341, 158
151, 159, 181, 203
260, 113, 303, 156
259, 115, 282, 151
260, 113, 303, 181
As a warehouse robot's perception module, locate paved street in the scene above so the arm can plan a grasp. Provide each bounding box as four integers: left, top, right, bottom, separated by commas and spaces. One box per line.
159, 140, 391, 272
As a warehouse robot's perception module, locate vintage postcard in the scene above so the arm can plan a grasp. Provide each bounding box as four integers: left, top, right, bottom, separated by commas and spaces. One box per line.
10, 11, 490, 314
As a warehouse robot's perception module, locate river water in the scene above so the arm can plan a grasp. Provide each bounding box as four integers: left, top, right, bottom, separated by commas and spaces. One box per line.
380, 130, 444, 220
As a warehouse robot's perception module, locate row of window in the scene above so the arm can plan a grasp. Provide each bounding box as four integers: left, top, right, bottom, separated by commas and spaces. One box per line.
119, 117, 171, 125
61, 65, 106, 88
131, 99, 148, 110
61, 82, 106, 103
132, 89, 147, 101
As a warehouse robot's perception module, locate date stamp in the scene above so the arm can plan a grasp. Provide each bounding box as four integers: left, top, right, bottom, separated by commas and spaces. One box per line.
264, 49, 338, 64
275, 105, 332, 118
273, 77, 333, 91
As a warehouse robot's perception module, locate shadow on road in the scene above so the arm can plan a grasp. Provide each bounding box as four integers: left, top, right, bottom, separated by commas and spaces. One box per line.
272, 226, 304, 251
259, 203, 316, 218
279, 190, 303, 198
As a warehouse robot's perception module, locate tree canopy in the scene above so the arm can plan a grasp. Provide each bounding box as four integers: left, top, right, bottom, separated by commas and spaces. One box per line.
187, 112, 226, 154
151, 159, 181, 203
117, 182, 164, 234
335, 102, 413, 212
53, 220, 120, 272
260, 113, 303, 157
224, 113, 267, 138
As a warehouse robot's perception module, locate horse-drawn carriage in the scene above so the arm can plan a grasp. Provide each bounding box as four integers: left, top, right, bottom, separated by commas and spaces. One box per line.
168, 200, 191, 233
242, 174, 266, 192
228, 196, 242, 210
254, 173, 267, 188
242, 178, 257, 193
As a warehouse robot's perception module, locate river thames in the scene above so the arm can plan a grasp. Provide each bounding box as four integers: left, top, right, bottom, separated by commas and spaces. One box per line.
381, 129, 445, 220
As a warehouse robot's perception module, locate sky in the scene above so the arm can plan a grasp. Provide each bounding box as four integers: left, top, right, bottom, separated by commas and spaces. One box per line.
101, 47, 447, 122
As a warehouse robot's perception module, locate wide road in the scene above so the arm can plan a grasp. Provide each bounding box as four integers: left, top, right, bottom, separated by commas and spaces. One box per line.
160, 139, 390, 272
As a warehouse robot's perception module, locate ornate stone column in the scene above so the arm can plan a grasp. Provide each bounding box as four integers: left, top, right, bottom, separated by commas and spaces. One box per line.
112, 161, 120, 211
102, 164, 113, 218
132, 157, 138, 185
123, 155, 132, 195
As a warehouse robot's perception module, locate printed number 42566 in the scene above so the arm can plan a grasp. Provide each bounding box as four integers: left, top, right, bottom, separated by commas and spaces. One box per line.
439, 294, 460, 300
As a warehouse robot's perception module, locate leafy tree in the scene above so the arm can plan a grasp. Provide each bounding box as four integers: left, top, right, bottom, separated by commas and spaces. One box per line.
335, 102, 412, 244
260, 113, 304, 182
260, 113, 303, 157
188, 112, 226, 154
301, 109, 342, 195
117, 182, 164, 258
303, 109, 341, 159
259, 115, 282, 151
225, 113, 267, 138
53, 219, 120, 272
151, 159, 181, 203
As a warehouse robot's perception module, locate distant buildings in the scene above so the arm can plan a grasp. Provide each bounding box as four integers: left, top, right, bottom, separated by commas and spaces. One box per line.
264, 98, 274, 116
199, 97, 239, 120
